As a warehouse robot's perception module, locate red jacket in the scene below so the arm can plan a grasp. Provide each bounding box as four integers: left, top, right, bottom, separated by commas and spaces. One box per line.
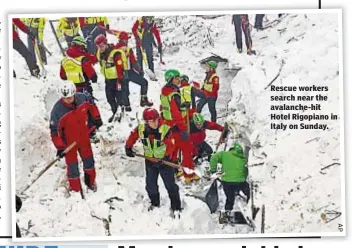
203, 70, 220, 98
13, 18, 29, 40
125, 120, 175, 158
160, 82, 187, 132
190, 120, 223, 146
132, 18, 161, 45
114, 42, 141, 72
50, 93, 101, 149
60, 44, 97, 82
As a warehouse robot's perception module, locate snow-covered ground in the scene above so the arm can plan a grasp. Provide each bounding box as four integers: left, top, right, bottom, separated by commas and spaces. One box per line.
13, 12, 343, 239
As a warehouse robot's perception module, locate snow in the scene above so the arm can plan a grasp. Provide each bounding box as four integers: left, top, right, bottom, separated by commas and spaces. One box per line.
13, 12, 343, 239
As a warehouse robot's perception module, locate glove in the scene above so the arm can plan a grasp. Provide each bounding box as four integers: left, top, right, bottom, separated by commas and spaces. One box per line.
157, 44, 162, 54
93, 118, 103, 129
125, 146, 135, 157
106, 24, 110, 30
180, 131, 189, 141
181, 102, 191, 109
56, 149, 65, 158
116, 81, 122, 91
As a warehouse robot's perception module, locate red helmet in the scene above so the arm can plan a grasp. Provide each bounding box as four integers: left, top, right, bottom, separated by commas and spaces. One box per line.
143, 108, 159, 121
119, 31, 129, 41
94, 34, 107, 46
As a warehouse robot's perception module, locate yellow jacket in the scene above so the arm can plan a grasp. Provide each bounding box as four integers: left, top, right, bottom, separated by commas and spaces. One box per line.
56, 18, 80, 38
20, 18, 46, 41
96, 16, 109, 26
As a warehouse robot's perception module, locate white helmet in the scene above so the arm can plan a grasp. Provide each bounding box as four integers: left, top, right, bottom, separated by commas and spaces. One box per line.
58, 82, 76, 98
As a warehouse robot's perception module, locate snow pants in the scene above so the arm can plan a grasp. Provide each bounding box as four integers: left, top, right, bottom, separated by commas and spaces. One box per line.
136, 40, 154, 74
65, 138, 96, 192
13, 38, 39, 74
233, 15, 253, 51
105, 79, 124, 114
172, 132, 195, 179
254, 14, 265, 29
196, 96, 217, 123
127, 69, 149, 96
27, 27, 47, 64
145, 160, 181, 211
222, 181, 250, 211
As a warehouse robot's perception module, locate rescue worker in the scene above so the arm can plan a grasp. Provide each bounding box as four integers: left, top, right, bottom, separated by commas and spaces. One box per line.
50, 82, 103, 192
125, 108, 182, 214
95, 34, 129, 121
132, 16, 162, 76
180, 74, 206, 111
25, 18, 47, 65
232, 14, 256, 55
12, 18, 40, 77
56, 17, 80, 48
160, 69, 199, 183
190, 113, 223, 164
209, 142, 250, 215
79, 17, 102, 54
60, 36, 98, 97
196, 60, 220, 123
114, 31, 153, 108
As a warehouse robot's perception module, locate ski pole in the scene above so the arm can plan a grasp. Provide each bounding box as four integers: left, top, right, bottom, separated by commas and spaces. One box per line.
49, 20, 65, 56
20, 126, 96, 194
43, 44, 52, 56
33, 39, 47, 79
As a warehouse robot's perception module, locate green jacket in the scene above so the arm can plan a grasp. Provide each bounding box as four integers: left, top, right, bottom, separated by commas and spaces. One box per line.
209, 148, 248, 182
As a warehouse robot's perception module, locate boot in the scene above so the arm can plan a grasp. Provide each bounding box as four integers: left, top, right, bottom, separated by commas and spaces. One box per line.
148, 194, 160, 211
237, 48, 242, 53
30, 66, 40, 78
68, 177, 81, 192
140, 95, 153, 107
125, 106, 132, 112
108, 111, 117, 123
247, 48, 256, 55
84, 168, 97, 192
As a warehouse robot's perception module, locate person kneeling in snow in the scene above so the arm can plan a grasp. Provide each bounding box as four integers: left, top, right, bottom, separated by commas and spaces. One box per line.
125, 108, 182, 213
190, 113, 224, 164
50, 82, 103, 192
209, 142, 250, 215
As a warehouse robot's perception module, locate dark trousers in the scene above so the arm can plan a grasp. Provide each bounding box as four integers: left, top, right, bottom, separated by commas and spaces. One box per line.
136, 41, 154, 73
196, 141, 213, 161
233, 15, 252, 51
105, 80, 120, 114
222, 181, 250, 211
254, 14, 265, 29
27, 27, 47, 64
13, 38, 38, 73
127, 69, 148, 96
145, 160, 181, 211
196, 97, 217, 122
